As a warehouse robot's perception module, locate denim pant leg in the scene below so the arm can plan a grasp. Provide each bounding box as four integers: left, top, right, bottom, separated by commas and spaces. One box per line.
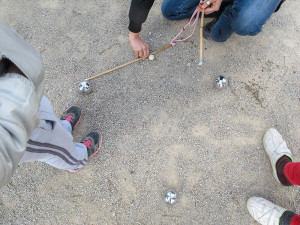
161, 0, 199, 20
161, 0, 234, 20
161, 0, 201, 20
210, 0, 283, 42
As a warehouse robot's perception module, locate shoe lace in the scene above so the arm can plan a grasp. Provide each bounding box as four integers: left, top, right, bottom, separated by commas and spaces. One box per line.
82, 139, 92, 149
64, 115, 74, 123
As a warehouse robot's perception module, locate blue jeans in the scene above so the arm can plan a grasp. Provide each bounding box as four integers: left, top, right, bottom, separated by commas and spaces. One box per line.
161, 0, 282, 42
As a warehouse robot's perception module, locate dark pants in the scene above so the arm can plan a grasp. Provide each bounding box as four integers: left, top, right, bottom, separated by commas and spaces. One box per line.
161, 0, 283, 42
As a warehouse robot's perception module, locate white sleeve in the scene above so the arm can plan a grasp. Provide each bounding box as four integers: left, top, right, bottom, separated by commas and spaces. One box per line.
0, 73, 40, 188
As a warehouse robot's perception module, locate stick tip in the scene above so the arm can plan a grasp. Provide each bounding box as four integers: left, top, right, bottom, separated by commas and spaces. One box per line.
198, 59, 203, 65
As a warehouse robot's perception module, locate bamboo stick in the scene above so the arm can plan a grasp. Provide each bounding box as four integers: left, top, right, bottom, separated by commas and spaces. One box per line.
87, 44, 173, 81
199, 8, 205, 65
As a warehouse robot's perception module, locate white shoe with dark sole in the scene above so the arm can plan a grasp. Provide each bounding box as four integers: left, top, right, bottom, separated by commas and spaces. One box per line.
263, 128, 293, 183
247, 197, 286, 225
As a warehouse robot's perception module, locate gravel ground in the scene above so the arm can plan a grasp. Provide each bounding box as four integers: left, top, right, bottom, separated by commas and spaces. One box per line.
0, 0, 299, 224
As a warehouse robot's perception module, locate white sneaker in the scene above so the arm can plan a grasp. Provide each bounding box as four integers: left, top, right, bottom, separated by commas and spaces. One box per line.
263, 128, 293, 183
247, 197, 286, 225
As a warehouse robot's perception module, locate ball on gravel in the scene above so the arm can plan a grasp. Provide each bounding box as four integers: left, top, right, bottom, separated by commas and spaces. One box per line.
149, 55, 155, 61
214, 76, 228, 89
164, 190, 177, 205
79, 80, 92, 94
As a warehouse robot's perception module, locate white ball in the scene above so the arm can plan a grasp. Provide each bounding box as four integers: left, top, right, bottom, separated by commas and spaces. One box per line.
149, 55, 155, 61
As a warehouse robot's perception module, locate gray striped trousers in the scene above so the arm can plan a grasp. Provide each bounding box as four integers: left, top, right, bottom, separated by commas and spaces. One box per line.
21, 96, 88, 171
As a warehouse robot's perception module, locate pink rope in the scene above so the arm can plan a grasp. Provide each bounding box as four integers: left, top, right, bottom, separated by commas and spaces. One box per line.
170, 0, 206, 46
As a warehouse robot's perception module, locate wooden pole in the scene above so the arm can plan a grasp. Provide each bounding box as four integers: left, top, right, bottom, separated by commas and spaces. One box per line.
86, 44, 173, 81
199, 8, 205, 65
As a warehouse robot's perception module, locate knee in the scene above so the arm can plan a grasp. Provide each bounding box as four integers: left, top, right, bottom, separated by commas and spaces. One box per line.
161, 0, 197, 20
230, 7, 263, 36
161, 1, 173, 20
210, 24, 231, 42
211, 35, 229, 42
161, 8, 169, 19
233, 16, 263, 36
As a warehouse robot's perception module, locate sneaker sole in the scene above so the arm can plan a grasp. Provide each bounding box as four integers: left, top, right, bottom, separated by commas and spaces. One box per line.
68, 131, 102, 173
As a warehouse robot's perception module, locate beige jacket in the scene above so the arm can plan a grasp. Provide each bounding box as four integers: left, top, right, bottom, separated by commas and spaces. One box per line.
0, 22, 44, 188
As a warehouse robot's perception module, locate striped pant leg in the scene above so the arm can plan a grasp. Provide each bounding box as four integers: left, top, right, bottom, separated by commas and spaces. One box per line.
21, 96, 88, 171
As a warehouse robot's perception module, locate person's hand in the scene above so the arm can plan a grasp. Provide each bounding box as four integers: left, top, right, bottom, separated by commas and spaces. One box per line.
200, 0, 223, 14
129, 32, 149, 59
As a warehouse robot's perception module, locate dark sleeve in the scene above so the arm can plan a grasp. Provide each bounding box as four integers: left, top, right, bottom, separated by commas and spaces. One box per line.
128, 0, 155, 33
274, 0, 285, 12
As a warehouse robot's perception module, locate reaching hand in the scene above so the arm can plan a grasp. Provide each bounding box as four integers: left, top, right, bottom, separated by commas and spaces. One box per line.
200, 0, 223, 14
129, 32, 150, 59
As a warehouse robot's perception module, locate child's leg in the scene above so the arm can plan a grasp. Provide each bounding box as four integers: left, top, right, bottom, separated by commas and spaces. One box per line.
21, 96, 88, 171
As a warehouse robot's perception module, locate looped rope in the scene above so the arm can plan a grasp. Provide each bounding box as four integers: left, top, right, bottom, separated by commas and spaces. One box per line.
170, 0, 206, 46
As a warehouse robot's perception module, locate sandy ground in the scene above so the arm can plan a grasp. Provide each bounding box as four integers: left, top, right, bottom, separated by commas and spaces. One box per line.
0, 0, 299, 224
